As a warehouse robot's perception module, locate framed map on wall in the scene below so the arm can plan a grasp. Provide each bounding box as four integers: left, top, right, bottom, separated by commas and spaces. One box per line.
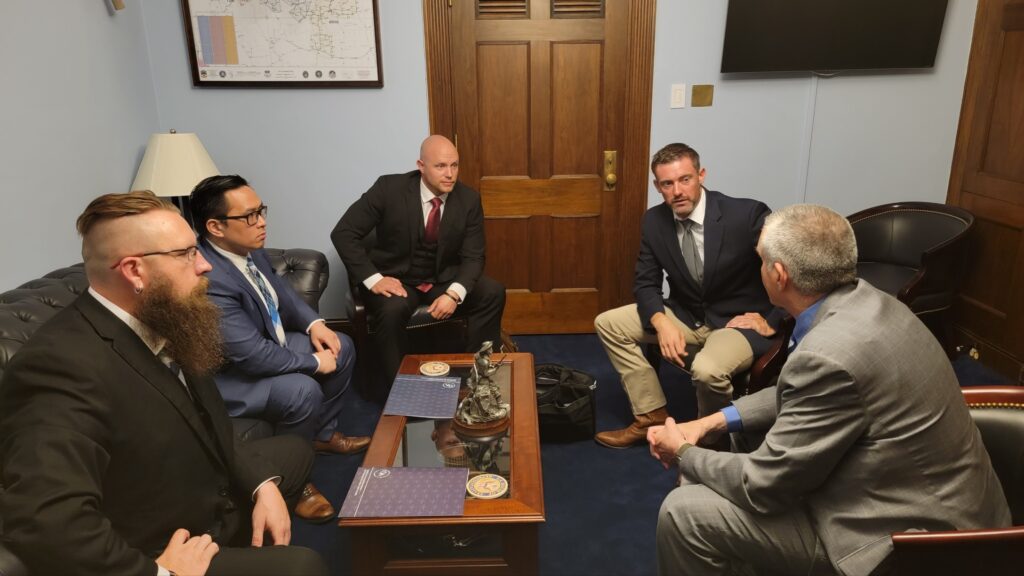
180, 0, 383, 88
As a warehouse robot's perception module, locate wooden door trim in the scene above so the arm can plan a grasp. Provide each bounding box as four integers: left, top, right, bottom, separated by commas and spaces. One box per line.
947, 0, 998, 205
423, 0, 657, 325
614, 0, 657, 306
424, 0, 456, 139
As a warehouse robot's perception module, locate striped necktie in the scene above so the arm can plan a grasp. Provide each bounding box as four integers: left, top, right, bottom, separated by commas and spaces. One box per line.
246, 256, 286, 346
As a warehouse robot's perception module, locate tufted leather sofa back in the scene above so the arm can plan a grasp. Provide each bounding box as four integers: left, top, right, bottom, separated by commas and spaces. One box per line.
0, 248, 329, 381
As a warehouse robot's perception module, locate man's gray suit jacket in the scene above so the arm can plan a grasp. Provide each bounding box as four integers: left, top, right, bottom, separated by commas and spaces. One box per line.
678, 280, 1011, 575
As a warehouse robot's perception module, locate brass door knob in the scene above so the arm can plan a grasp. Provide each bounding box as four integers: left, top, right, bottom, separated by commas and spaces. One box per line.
605, 173, 618, 186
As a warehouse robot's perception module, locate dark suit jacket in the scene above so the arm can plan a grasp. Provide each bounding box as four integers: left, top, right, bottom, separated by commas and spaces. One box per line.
635, 189, 781, 355
331, 170, 486, 293
201, 238, 321, 403
0, 293, 273, 576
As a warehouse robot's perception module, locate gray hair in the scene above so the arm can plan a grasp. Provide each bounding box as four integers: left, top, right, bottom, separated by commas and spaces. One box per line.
760, 204, 857, 296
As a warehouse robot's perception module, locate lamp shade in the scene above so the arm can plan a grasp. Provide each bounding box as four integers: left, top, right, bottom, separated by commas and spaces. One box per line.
131, 131, 219, 197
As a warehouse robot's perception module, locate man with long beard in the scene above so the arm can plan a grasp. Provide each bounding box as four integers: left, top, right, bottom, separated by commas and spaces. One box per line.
0, 192, 327, 576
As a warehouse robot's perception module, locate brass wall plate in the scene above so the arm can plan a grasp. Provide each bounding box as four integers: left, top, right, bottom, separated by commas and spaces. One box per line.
692, 84, 714, 107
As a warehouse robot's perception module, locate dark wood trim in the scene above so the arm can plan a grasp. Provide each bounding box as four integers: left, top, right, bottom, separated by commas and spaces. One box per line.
613, 0, 656, 308
423, 0, 456, 136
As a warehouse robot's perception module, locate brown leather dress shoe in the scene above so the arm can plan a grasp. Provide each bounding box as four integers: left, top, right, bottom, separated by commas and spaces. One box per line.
294, 482, 335, 524
313, 431, 371, 455
594, 407, 669, 449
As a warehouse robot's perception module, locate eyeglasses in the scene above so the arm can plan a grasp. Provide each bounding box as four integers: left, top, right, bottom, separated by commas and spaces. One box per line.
218, 205, 268, 227
110, 245, 199, 269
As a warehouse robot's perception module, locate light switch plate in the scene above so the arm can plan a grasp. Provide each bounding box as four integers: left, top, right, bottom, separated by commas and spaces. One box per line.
670, 83, 686, 108
692, 84, 714, 107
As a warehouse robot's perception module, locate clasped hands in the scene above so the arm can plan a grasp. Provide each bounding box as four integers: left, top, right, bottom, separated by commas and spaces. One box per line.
371, 276, 457, 320
309, 320, 341, 374
647, 413, 727, 470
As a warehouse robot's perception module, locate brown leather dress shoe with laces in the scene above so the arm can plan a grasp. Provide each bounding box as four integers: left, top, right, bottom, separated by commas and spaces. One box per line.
294, 482, 335, 524
594, 407, 669, 449
313, 431, 371, 455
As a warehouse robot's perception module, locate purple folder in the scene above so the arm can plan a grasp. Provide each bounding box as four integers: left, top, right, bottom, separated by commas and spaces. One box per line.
339, 467, 468, 518
383, 374, 461, 418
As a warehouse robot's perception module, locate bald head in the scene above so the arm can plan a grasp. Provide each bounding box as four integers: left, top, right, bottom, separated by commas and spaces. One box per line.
420, 135, 457, 161
417, 135, 460, 196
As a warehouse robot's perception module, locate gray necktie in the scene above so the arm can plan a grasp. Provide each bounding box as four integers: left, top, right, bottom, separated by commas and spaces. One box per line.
680, 220, 703, 285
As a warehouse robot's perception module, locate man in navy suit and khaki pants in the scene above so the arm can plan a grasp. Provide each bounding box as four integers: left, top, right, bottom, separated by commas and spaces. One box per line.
594, 143, 783, 448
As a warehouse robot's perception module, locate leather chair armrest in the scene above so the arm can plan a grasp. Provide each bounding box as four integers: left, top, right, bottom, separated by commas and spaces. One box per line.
743, 314, 794, 396
891, 526, 1024, 576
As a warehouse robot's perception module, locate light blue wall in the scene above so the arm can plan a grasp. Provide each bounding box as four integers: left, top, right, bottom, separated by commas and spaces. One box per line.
650, 0, 977, 215
2, 0, 978, 317
139, 0, 429, 317
0, 2, 159, 285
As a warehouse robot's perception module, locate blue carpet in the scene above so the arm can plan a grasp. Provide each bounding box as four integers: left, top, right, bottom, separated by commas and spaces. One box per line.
292, 334, 1015, 575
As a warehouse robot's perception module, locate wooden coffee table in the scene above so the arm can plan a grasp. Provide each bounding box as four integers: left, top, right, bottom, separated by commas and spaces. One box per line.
338, 353, 545, 575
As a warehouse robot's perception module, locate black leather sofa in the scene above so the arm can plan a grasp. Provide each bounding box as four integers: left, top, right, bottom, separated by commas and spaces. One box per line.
0, 247, 330, 576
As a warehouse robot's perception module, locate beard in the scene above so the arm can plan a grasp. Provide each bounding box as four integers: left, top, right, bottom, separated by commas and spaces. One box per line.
136, 276, 224, 377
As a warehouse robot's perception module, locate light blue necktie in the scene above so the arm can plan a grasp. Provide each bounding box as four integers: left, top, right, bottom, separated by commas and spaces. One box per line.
245, 256, 285, 346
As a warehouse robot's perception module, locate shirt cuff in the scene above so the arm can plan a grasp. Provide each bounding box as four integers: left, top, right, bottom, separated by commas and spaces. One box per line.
721, 405, 743, 433
305, 318, 325, 334
251, 476, 282, 502
312, 354, 321, 372
447, 282, 467, 304
157, 565, 172, 576
363, 273, 384, 290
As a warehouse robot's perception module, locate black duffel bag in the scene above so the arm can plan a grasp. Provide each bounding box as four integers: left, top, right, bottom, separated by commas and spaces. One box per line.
535, 363, 597, 442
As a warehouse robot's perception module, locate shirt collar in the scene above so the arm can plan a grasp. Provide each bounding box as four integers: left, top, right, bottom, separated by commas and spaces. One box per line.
208, 239, 251, 268
87, 287, 166, 356
419, 179, 449, 205
791, 296, 826, 348
675, 186, 706, 227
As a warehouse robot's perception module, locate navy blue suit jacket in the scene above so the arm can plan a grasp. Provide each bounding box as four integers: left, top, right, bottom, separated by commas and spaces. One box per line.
200, 240, 320, 380
634, 190, 781, 355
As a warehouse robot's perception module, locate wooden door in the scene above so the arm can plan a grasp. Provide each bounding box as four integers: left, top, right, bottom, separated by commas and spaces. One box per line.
947, 0, 1024, 382
424, 0, 656, 334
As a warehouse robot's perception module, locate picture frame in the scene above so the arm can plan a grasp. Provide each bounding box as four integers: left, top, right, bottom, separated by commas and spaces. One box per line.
180, 0, 383, 88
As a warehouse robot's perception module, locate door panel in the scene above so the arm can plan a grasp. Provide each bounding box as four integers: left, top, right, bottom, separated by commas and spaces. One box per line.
948, 0, 1024, 381
423, 0, 654, 333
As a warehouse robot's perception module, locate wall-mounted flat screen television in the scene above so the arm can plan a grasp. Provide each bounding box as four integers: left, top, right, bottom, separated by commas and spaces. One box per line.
721, 0, 950, 73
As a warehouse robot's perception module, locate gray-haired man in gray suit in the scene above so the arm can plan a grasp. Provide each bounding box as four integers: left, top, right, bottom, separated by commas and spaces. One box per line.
648, 204, 1010, 576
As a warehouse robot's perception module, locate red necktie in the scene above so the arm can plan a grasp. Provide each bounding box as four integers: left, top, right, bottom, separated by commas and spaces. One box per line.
424, 197, 442, 244
417, 197, 443, 292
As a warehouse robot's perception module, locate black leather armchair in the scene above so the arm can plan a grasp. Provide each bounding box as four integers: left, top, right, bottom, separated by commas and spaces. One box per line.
0, 247, 329, 576
847, 202, 974, 352
891, 385, 1024, 575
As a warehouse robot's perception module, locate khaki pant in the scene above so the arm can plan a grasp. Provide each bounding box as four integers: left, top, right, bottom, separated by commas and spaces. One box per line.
594, 304, 753, 417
